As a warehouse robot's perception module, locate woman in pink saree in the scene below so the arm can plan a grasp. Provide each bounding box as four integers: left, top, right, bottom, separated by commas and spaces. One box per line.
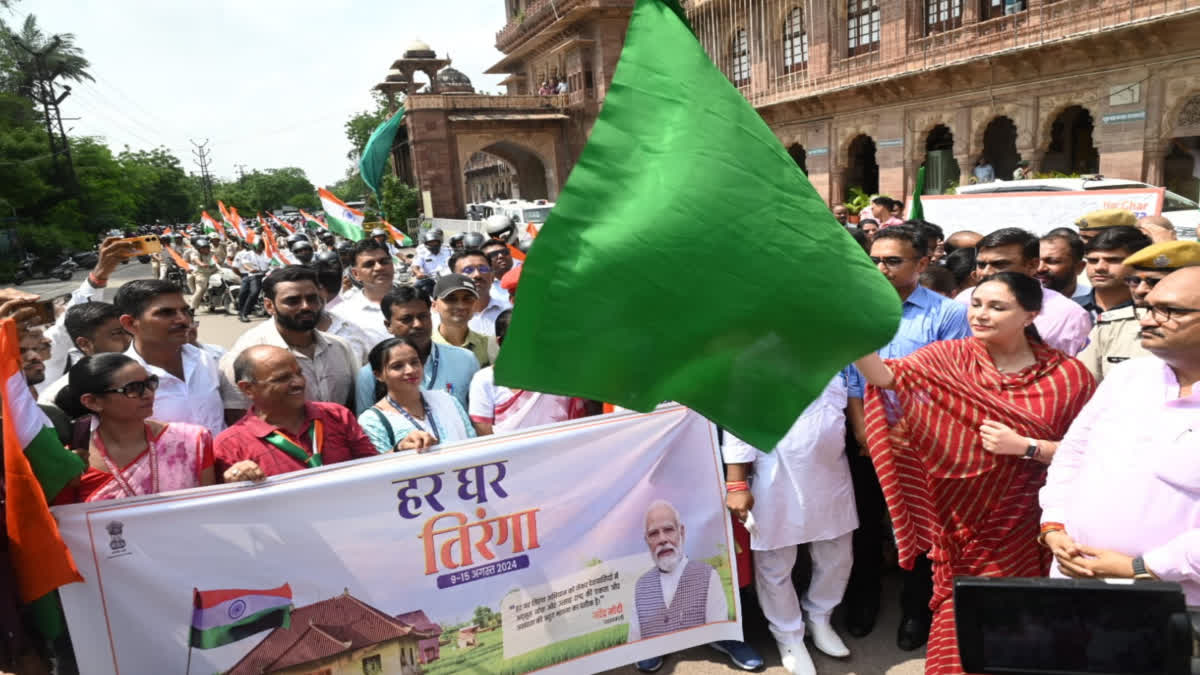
53, 353, 214, 503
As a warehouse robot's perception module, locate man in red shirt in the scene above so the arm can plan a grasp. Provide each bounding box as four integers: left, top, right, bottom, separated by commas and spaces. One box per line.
215, 345, 377, 481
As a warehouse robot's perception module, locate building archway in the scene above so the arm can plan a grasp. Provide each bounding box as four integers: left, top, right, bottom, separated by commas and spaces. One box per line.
924, 124, 958, 195
845, 134, 878, 200
1042, 105, 1098, 175
788, 143, 808, 174
982, 116, 1021, 181
476, 141, 551, 202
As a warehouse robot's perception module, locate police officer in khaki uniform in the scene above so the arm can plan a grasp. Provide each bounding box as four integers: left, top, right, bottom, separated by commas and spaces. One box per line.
1076, 240, 1200, 381
1075, 208, 1137, 246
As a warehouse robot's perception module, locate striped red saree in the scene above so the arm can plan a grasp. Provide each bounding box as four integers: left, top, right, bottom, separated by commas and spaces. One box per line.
865, 338, 1095, 675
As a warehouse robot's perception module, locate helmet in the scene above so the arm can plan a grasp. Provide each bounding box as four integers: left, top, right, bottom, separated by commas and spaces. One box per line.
429, 228, 445, 240
336, 242, 355, 256
449, 233, 465, 246
314, 250, 340, 266
319, 230, 335, 242
463, 232, 487, 249
421, 230, 442, 243
290, 239, 314, 253
194, 236, 211, 248
485, 214, 515, 235
371, 228, 388, 239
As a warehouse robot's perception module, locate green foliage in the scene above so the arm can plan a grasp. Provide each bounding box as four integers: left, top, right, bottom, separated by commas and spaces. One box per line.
343, 92, 390, 162
843, 185, 872, 213
0, 13, 93, 97
117, 146, 197, 224
326, 170, 369, 204
424, 622, 628, 675
212, 167, 316, 216
1032, 171, 1083, 179
379, 174, 420, 224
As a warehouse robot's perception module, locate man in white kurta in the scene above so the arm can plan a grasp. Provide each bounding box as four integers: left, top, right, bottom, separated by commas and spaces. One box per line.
723, 373, 857, 675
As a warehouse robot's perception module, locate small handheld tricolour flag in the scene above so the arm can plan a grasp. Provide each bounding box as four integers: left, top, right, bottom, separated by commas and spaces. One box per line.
190, 583, 293, 649
317, 188, 366, 241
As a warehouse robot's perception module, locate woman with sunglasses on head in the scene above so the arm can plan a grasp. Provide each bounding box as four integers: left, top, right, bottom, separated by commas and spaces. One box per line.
53, 353, 215, 503
358, 336, 475, 454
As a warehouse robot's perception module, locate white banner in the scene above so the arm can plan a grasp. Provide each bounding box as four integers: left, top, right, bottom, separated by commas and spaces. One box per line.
55, 406, 741, 675
921, 188, 1164, 237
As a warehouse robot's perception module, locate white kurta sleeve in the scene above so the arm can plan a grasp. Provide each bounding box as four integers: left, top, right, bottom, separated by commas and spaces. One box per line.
706, 568, 729, 624
627, 594, 641, 643
721, 432, 758, 464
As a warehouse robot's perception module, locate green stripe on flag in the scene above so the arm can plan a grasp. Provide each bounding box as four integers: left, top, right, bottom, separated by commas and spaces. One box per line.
189, 605, 291, 649
25, 426, 85, 502
323, 214, 364, 242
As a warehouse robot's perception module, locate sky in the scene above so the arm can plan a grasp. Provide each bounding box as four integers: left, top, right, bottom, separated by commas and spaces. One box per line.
20, 0, 510, 187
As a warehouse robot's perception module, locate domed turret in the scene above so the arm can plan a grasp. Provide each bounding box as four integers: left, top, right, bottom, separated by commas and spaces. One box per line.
437, 67, 474, 93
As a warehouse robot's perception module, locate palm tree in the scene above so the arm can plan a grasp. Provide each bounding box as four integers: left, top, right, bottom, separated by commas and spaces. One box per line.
0, 13, 93, 98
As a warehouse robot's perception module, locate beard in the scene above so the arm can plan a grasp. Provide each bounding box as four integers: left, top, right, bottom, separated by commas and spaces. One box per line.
653, 544, 681, 573
276, 311, 318, 332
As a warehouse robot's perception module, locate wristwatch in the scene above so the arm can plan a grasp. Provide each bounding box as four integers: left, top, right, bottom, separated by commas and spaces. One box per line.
1022, 439, 1039, 460
1132, 555, 1155, 580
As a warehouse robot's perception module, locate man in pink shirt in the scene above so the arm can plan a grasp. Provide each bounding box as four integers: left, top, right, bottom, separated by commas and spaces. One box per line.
1039, 266, 1200, 605
954, 227, 1093, 355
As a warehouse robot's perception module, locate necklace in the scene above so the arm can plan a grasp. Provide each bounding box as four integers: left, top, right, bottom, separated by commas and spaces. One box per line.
93, 424, 157, 498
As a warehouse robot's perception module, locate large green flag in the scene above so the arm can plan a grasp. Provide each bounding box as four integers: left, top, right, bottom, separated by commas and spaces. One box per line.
495, 0, 901, 451
910, 165, 926, 221
359, 107, 405, 199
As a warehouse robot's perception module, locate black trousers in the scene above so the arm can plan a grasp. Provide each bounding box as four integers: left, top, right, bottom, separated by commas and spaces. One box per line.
843, 433, 934, 621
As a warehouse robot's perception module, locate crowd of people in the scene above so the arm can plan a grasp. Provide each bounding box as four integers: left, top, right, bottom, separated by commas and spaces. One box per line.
0, 199, 1197, 675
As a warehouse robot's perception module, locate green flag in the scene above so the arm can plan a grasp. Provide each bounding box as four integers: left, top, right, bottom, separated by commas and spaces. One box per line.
360, 107, 405, 199
494, 0, 901, 451
910, 165, 926, 221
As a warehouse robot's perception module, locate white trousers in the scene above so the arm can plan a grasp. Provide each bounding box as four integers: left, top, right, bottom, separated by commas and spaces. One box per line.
754, 530, 854, 646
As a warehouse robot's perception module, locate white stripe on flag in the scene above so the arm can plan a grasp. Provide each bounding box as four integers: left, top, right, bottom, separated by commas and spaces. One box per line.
4, 371, 52, 447
192, 593, 291, 630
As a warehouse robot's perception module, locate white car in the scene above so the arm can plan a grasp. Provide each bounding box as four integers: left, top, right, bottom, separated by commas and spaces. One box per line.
956, 177, 1198, 239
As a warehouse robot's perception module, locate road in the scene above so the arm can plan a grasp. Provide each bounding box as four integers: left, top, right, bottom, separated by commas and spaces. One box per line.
12, 262, 929, 675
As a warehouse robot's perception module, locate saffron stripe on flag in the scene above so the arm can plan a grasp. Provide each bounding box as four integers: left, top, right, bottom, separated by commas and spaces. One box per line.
193, 583, 292, 609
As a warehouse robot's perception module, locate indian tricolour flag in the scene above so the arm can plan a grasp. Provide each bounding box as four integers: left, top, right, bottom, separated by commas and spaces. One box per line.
317, 188, 365, 241
190, 583, 293, 649
0, 319, 85, 607
201, 212, 225, 239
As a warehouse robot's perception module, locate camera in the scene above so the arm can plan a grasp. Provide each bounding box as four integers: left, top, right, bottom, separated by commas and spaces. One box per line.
955, 577, 1196, 675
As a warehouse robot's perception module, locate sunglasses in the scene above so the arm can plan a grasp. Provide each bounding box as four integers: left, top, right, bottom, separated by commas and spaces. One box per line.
102, 375, 160, 398
1124, 275, 1162, 289
869, 256, 915, 268
460, 264, 492, 275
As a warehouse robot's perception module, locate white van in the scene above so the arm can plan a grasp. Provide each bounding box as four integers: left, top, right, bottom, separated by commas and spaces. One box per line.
954, 177, 1198, 239
502, 200, 555, 236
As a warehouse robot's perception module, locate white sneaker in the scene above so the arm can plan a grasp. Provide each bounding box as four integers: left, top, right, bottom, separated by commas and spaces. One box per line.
776, 640, 816, 675
805, 618, 850, 658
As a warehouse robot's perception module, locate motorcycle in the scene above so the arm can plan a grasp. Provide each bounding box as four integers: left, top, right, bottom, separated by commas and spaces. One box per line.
50, 256, 79, 281
204, 267, 240, 314
164, 261, 191, 295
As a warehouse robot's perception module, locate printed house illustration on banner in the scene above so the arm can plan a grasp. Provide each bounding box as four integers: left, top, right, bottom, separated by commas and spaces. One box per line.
225, 591, 442, 675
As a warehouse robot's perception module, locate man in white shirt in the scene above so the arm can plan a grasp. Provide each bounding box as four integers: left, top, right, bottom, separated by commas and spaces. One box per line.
233, 240, 271, 322
411, 231, 451, 282
313, 256, 374, 363
114, 279, 225, 432
628, 500, 727, 645
446, 249, 512, 336
38, 302, 132, 405
219, 266, 359, 423
332, 239, 396, 348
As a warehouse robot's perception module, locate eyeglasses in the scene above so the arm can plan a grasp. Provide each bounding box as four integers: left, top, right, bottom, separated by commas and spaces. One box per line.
869, 256, 915, 268
102, 375, 159, 398
1124, 275, 1162, 289
1134, 304, 1200, 324
460, 264, 492, 275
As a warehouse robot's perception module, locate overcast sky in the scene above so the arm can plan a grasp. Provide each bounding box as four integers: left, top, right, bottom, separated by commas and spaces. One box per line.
21, 0, 508, 187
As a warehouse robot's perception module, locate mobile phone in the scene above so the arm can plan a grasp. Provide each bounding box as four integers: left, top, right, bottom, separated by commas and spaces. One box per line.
18, 299, 55, 326
117, 235, 162, 258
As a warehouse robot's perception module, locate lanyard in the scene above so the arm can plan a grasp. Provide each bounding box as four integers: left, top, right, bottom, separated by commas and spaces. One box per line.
425, 344, 440, 387
93, 425, 157, 498
263, 420, 324, 468
388, 394, 440, 443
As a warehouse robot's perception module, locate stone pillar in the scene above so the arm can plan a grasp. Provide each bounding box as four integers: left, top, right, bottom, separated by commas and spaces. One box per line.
1144, 146, 1168, 187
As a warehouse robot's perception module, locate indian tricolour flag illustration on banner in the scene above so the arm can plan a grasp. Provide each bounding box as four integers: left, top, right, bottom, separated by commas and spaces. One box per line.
317, 188, 366, 241
190, 583, 293, 649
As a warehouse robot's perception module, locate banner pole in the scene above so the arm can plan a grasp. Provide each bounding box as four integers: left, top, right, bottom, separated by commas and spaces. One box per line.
185, 644, 192, 675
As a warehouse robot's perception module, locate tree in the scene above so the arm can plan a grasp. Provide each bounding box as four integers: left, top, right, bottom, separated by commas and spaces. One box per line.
326, 169, 369, 204
0, 13, 93, 98
378, 174, 420, 225
343, 92, 390, 162
117, 147, 195, 224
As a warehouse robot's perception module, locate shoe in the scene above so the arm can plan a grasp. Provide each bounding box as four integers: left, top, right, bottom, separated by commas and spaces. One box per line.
709, 640, 764, 670
775, 641, 815, 675
844, 601, 878, 638
805, 619, 850, 658
634, 656, 663, 672
896, 615, 931, 651
238, 315, 250, 323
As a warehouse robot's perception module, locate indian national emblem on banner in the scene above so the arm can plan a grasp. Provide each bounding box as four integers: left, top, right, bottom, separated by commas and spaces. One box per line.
105, 521, 129, 558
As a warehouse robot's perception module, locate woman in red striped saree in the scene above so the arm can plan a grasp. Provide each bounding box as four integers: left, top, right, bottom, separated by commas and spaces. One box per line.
855, 272, 1096, 675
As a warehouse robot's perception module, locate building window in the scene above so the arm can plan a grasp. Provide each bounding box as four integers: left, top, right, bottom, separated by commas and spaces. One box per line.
925, 0, 963, 33
980, 0, 1025, 20
363, 654, 382, 674
783, 8, 809, 73
847, 0, 880, 56
731, 28, 750, 86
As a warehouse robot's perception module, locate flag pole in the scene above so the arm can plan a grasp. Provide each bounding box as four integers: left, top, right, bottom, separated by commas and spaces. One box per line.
185, 644, 192, 675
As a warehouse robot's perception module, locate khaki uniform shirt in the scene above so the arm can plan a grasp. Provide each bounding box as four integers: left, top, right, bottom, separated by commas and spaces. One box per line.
1075, 306, 1150, 382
